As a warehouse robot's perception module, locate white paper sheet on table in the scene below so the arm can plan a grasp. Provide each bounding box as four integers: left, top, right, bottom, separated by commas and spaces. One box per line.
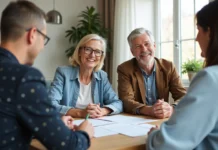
73, 119, 115, 127
100, 123, 155, 137
97, 115, 158, 125
138, 123, 155, 129
94, 126, 118, 138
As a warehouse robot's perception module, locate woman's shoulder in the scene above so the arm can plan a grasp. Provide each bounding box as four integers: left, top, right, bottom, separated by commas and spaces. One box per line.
195, 65, 218, 76
94, 70, 108, 79
56, 65, 77, 72
95, 69, 107, 75
203, 65, 218, 73
55, 66, 79, 79
191, 65, 218, 86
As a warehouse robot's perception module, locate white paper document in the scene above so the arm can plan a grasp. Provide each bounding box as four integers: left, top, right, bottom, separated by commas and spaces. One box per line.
73, 119, 115, 127
94, 126, 118, 138
97, 115, 157, 125
100, 123, 155, 137
73, 115, 157, 137
138, 123, 155, 129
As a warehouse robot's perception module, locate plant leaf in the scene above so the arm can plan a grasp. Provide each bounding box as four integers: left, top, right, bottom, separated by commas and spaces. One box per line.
65, 6, 111, 58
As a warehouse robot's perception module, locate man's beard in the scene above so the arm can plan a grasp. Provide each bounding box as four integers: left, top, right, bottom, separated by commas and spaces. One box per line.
136, 52, 154, 66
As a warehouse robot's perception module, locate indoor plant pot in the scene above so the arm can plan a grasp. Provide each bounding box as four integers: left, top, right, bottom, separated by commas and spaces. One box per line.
182, 59, 203, 82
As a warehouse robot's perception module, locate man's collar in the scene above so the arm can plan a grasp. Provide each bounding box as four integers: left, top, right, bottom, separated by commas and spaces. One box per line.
0, 47, 19, 64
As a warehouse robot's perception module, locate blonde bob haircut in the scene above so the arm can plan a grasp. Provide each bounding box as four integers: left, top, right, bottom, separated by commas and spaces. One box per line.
69, 34, 107, 72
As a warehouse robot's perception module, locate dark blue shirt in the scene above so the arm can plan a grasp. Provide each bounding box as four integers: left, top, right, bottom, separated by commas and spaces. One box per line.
0, 47, 90, 150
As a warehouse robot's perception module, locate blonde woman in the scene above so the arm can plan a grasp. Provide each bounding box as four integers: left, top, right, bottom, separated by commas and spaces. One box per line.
49, 34, 123, 118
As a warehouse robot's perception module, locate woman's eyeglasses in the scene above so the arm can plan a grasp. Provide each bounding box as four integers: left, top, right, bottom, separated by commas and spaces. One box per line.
82, 46, 104, 57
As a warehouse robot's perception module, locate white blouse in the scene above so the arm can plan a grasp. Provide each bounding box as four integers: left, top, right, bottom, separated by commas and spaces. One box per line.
75, 80, 93, 109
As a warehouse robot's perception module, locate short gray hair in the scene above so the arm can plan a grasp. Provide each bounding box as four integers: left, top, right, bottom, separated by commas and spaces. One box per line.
70, 34, 107, 72
127, 28, 155, 48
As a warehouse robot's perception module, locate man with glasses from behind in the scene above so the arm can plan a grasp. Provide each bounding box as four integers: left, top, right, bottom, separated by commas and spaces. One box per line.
0, 1, 93, 150
26, 28, 50, 46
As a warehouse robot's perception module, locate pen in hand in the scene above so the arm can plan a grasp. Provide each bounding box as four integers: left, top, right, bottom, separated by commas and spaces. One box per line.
86, 114, 90, 120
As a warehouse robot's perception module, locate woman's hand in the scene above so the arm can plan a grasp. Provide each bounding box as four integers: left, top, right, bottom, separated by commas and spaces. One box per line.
86, 104, 112, 118
148, 125, 159, 135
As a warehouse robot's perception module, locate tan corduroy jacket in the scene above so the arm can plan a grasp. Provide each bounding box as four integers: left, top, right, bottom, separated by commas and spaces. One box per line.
117, 57, 186, 114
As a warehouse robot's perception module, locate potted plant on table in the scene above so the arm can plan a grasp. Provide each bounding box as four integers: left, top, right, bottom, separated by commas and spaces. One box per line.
182, 59, 203, 81
65, 6, 109, 58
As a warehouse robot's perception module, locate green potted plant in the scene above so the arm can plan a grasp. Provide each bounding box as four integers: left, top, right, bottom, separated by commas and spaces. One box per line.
65, 6, 109, 58
182, 59, 203, 81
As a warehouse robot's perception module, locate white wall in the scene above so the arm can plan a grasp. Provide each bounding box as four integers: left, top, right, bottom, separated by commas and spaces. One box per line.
0, 0, 97, 80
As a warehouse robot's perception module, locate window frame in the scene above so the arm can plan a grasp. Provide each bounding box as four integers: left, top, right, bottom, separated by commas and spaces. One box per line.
154, 0, 210, 85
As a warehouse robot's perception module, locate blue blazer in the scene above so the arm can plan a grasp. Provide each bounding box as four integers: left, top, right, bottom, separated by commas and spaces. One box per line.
0, 48, 90, 150
48, 66, 123, 115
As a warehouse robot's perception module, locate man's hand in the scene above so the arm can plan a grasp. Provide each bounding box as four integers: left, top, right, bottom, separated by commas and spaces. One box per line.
152, 99, 173, 119
75, 120, 94, 138
61, 116, 75, 130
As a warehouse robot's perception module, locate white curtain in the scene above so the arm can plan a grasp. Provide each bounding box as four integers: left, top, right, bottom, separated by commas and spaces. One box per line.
112, 0, 136, 92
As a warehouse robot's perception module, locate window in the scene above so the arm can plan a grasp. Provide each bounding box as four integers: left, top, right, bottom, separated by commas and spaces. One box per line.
156, 0, 209, 81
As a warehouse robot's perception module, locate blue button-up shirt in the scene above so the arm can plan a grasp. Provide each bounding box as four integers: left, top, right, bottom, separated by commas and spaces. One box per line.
141, 64, 158, 105
48, 66, 123, 115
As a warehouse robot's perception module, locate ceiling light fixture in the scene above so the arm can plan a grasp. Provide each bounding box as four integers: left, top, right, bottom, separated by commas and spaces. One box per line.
46, 0, 62, 24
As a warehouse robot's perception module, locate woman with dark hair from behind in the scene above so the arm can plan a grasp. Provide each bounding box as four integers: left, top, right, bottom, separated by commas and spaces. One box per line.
146, 1, 218, 149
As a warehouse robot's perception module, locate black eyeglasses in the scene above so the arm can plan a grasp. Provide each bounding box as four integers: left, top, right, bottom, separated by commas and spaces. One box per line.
26, 28, 50, 45
82, 46, 104, 57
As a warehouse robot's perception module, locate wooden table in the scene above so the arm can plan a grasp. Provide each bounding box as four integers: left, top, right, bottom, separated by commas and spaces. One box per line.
30, 115, 167, 150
